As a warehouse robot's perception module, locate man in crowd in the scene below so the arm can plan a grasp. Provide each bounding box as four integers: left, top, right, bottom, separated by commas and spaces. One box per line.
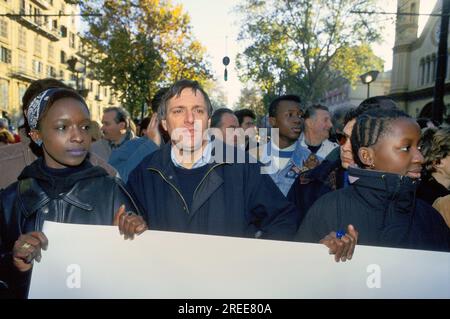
251, 95, 319, 196
126, 80, 355, 261
210, 108, 240, 146
299, 104, 338, 159
90, 106, 135, 161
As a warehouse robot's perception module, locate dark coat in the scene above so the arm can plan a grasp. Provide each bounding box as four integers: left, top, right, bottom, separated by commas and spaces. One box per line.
0, 158, 140, 298
126, 143, 298, 241
416, 175, 450, 205
287, 159, 345, 227
296, 167, 450, 252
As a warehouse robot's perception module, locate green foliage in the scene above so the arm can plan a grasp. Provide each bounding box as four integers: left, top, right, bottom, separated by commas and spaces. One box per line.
236, 0, 384, 108
80, 0, 212, 117
234, 87, 266, 121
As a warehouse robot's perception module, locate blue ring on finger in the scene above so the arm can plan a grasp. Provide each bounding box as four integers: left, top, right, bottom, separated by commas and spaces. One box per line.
336, 230, 346, 239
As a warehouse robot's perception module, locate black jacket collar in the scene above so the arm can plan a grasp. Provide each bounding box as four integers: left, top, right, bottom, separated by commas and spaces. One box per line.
348, 167, 419, 194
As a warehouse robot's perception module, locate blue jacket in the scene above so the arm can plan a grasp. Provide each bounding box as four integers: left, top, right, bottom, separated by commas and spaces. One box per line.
257, 140, 316, 196
109, 137, 158, 182
126, 143, 298, 240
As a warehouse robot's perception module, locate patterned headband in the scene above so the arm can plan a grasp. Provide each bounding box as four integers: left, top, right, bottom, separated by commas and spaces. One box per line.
27, 88, 62, 130
27, 88, 88, 130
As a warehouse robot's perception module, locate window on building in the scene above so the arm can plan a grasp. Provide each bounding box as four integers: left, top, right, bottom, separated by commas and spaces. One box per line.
419, 60, 423, 86
69, 32, 76, 49
47, 65, 56, 77
34, 36, 41, 56
431, 54, 437, 82
32, 60, 43, 75
18, 28, 26, 48
426, 56, 431, 84
0, 18, 8, 38
34, 8, 42, 25
60, 70, 65, 80
0, 46, 11, 63
18, 53, 26, 71
20, 0, 25, 13
19, 85, 27, 106
48, 43, 54, 60
60, 50, 66, 63
0, 79, 8, 110
420, 59, 425, 86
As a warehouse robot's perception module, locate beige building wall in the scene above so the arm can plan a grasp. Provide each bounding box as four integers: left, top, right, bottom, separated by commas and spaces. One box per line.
0, 0, 116, 127
390, 0, 450, 119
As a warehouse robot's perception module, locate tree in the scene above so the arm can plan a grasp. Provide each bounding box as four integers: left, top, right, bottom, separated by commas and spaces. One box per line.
236, 0, 384, 105
80, 0, 212, 117
234, 87, 266, 120
207, 81, 229, 110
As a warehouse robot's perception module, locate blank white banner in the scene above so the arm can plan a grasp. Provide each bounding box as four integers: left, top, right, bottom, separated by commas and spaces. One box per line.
28, 221, 450, 299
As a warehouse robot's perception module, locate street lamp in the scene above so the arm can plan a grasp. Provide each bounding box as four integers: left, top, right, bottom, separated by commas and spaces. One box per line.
360, 70, 379, 98
66, 56, 84, 90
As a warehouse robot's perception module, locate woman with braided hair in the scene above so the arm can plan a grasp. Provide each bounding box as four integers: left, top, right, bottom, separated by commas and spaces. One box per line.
295, 108, 449, 253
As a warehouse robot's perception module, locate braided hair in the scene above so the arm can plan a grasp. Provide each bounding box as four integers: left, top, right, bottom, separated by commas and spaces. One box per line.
351, 108, 412, 168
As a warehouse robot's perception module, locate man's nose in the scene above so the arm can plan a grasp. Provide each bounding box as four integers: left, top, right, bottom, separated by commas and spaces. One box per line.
185, 111, 194, 124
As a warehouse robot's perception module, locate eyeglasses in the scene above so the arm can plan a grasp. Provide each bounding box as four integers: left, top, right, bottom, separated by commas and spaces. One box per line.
336, 132, 350, 146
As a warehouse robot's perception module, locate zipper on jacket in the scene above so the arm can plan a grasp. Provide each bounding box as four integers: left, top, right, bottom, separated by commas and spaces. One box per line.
148, 168, 191, 214
58, 198, 64, 223
192, 163, 226, 200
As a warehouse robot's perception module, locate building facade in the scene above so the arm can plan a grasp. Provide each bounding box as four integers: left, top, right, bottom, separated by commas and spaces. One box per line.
390, 0, 450, 120
0, 0, 115, 126
322, 71, 391, 113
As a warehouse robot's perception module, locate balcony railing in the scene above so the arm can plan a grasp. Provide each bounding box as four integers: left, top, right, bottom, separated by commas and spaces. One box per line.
30, 0, 52, 10
6, 12, 60, 41
9, 67, 40, 82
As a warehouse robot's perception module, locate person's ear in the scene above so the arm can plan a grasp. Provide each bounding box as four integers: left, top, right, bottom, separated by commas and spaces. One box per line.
358, 147, 376, 168
161, 119, 168, 132
268, 117, 276, 128
119, 121, 126, 132
433, 159, 443, 170
207, 118, 211, 128
29, 129, 43, 146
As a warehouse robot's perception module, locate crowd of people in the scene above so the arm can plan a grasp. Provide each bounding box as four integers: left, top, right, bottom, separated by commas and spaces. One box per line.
0, 77, 449, 298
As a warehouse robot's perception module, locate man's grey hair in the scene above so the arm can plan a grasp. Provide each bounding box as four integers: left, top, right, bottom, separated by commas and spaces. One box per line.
103, 106, 131, 128
158, 79, 213, 120
304, 104, 330, 120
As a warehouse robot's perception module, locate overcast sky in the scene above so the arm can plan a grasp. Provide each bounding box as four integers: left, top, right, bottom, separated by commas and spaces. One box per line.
179, 0, 439, 107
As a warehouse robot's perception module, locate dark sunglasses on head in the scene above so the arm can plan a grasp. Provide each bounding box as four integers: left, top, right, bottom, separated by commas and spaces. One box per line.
336, 132, 350, 146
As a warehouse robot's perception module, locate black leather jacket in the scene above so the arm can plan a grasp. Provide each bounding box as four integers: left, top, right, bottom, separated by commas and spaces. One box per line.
0, 159, 140, 298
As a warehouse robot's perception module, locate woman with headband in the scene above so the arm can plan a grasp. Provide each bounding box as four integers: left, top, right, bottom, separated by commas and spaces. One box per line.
0, 88, 147, 298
